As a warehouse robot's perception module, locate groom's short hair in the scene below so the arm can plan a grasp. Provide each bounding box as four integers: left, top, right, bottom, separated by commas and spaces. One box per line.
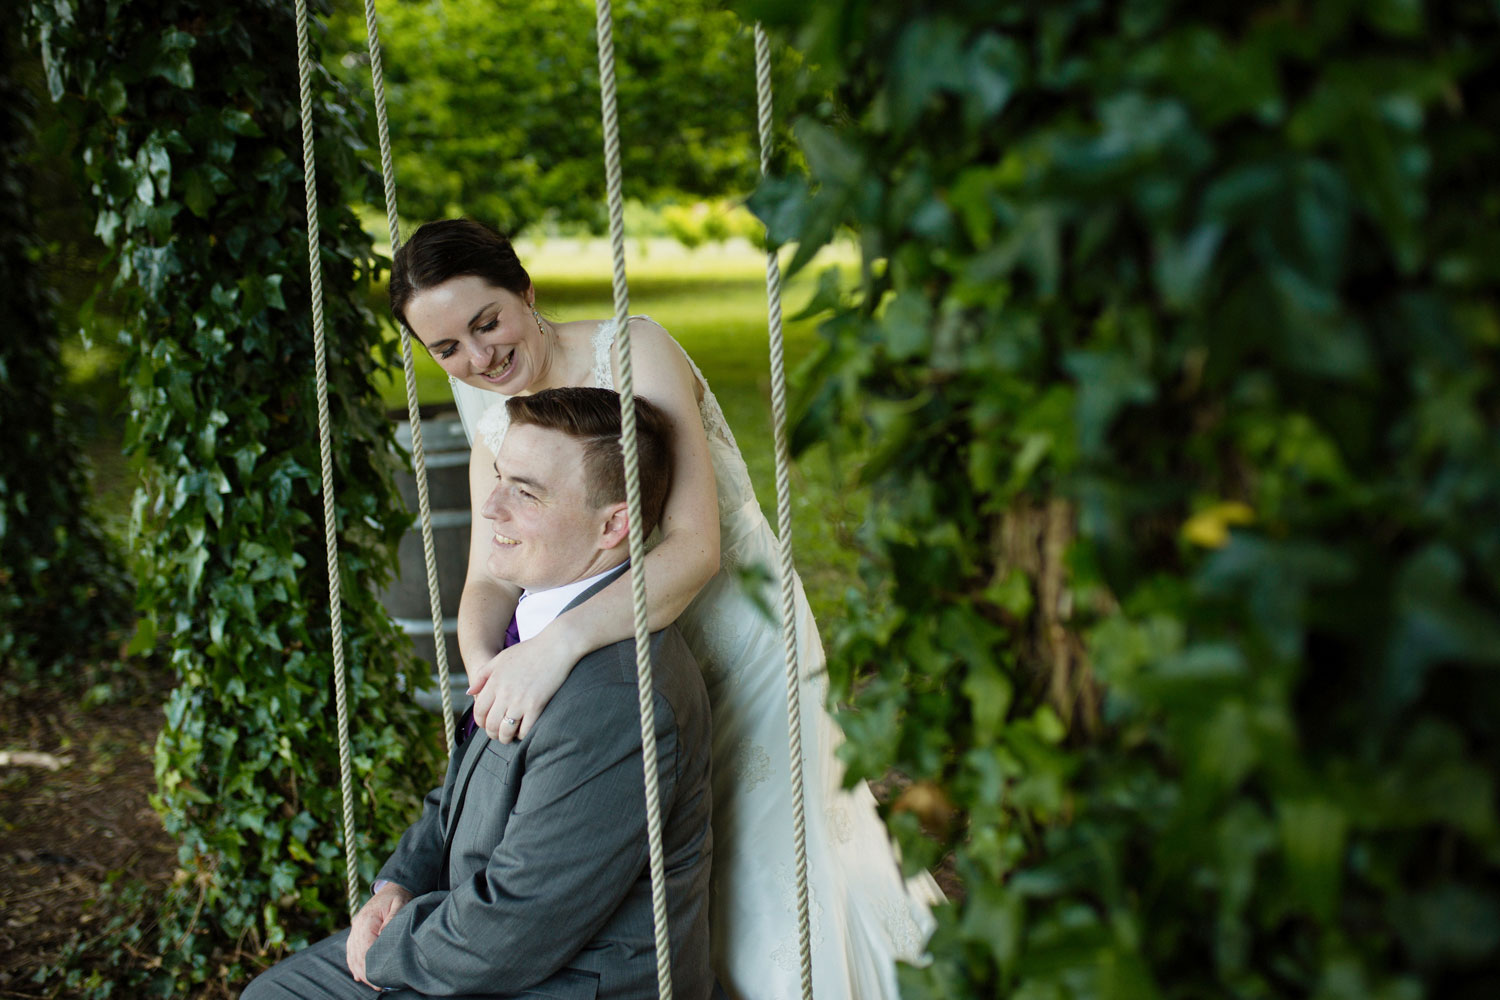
506, 388, 674, 537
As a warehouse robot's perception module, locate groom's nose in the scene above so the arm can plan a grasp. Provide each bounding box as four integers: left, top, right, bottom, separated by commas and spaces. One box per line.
481, 484, 505, 521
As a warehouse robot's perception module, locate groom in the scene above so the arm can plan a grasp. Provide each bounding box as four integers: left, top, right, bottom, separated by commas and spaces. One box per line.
245, 387, 714, 1000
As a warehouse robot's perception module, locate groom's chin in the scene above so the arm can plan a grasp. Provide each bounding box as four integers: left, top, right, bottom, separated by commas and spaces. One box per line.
486, 550, 519, 582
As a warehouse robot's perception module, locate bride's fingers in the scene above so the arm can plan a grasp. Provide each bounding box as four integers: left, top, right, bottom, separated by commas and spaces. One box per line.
495, 712, 522, 744
465, 657, 499, 695
516, 708, 537, 742
491, 687, 519, 742
472, 685, 494, 733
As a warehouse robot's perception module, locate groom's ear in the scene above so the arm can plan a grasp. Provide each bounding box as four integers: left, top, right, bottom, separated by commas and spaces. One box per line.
598, 503, 630, 550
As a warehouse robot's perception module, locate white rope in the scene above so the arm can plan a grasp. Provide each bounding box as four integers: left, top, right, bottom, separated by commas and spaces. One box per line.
594, 2, 673, 996
292, 0, 360, 920
361, 0, 456, 751
755, 24, 814, 999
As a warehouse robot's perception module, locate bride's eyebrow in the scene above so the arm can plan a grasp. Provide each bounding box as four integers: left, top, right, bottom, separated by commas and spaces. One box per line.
468, 302, 500, 329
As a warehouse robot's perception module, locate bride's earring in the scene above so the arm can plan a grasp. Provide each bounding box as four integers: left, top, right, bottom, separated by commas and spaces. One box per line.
532, 308, 546, 337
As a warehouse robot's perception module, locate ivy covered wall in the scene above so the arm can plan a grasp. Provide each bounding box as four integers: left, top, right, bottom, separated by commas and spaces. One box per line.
26, 0, 444, 989
745, 1, 1500, 997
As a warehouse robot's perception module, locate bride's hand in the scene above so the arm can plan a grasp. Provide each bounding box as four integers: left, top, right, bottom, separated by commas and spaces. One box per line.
469, 624, 578, 743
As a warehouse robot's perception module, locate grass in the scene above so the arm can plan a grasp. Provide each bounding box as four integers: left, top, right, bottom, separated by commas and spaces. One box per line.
372, 236, 864, 623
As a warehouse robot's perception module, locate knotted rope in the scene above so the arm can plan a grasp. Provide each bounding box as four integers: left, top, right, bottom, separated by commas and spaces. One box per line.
291, 0, 359, 919
756, 27, 814, 999
361, 0, 457, 751
594, 1, 673, 996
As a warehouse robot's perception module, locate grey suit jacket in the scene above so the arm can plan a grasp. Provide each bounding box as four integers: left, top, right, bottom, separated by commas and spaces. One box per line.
365, 571, 713, 999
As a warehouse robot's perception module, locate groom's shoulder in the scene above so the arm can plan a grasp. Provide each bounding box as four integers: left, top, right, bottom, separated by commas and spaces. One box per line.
550, 623, 705, 723
576, 623, 699, 691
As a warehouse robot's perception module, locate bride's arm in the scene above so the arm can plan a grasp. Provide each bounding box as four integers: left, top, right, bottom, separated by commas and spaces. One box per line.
457, 438, 523, 684
470, 320, 721, 741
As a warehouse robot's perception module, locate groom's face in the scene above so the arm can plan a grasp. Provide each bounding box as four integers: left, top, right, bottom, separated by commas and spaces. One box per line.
481, 423, 613, 591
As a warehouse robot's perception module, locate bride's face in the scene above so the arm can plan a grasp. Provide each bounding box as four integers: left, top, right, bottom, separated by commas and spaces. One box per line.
406, 275, 549, 395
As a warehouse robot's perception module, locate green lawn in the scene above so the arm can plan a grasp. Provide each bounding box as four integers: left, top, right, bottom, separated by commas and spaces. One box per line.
375, 237, 864, 624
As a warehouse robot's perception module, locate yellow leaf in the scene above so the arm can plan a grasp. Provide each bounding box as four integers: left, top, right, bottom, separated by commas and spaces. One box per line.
1182, 501, 1256, 548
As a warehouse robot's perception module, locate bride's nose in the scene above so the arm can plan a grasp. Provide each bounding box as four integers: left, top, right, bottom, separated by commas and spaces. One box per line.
467, 338, 494, 369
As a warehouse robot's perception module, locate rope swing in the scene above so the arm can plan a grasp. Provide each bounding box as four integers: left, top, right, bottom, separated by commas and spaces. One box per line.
292, 1, 817, 993
360, 0, 459, 754
290, 0, 360, 920
754, 24, 815, 999
592, 0, 677, 995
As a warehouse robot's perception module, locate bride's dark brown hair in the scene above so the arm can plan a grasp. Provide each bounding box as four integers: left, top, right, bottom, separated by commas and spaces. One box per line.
389, 219, 532, 329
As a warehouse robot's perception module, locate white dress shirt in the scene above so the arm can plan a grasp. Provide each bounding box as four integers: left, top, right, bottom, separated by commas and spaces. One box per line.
515, 563, 627, 642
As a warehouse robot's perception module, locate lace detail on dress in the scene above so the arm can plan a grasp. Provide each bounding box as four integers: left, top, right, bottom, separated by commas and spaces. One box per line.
588, 318, 618, 389
728, 738, 771, 792
878, 896, 924, 960
476, 397, 512, 456
827, 799, 854, 844
770, 861, 826, 975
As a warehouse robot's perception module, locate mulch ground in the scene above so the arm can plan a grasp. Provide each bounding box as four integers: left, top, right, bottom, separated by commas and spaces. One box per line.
0, 670, 177, 998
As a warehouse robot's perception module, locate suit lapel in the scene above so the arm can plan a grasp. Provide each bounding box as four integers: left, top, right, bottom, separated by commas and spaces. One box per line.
435, 561, 629, 884
438, 729, 491, 886
558, 561, 630, 616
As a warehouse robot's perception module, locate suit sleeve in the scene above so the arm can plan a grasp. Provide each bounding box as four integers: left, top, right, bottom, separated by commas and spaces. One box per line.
364, 677, 680, 995
375, 733, 472, 895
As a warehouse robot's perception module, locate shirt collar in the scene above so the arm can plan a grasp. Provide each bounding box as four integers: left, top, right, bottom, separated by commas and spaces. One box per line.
515, 563, 627, 643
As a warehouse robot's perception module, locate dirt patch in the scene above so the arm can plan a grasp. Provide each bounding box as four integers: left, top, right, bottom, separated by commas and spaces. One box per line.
0, 673, 176, 997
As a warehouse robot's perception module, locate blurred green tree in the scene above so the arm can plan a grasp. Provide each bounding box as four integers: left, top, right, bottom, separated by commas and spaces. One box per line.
328, 0, 798, 233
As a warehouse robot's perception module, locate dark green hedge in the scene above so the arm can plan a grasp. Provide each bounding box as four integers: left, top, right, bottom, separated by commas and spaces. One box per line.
744, 1, 1500, 996
28, 0, 444, 991
0, 16, 131, 684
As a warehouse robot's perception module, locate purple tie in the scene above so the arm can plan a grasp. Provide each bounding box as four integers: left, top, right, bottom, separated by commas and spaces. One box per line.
459, 611, 521, 745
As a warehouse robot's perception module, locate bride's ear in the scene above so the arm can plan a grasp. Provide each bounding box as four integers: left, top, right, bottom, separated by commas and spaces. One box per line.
599, 503, 630, 550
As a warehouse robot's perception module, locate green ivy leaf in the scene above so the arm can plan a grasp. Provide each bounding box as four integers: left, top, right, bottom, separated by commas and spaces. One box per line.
98, 77, 128, 115
1278, 798, 1348, 922
183, 169, 215, 218
221, 109, 264, 138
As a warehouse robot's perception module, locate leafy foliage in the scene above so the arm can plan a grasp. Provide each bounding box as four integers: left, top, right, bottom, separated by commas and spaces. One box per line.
325, 0, 801, 233
0, 18, 131, 685
27, 0, 443, 990
743, 1, 1500, 996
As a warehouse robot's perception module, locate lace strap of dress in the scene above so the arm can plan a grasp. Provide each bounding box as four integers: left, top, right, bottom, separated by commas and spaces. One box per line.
476, 396, 511, 456
590, 318, 621, 390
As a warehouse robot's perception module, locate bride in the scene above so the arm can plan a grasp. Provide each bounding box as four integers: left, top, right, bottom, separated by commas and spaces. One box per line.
390, 219, 940, 999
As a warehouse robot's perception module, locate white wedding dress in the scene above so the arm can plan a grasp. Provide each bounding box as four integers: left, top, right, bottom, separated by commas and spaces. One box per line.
453, 317, 941, 1000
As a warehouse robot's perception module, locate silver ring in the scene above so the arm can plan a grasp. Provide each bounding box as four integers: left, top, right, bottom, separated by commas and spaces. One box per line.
502, 716, 519, 727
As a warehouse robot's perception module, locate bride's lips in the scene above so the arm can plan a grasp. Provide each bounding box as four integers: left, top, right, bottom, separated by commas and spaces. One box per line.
478, 348, 516, 383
